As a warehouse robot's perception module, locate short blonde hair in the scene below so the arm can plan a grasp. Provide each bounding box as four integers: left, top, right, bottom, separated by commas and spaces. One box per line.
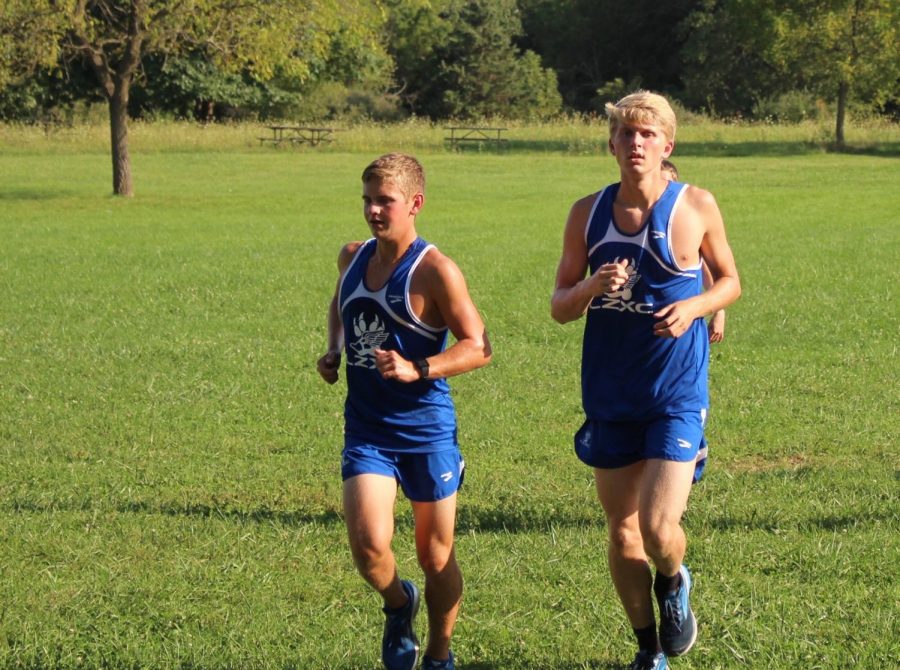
362, 153, 425, 200
605, 90, 677, 142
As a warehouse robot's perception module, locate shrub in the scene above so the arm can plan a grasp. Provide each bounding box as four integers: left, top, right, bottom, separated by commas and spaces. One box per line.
752, 90, 826, 123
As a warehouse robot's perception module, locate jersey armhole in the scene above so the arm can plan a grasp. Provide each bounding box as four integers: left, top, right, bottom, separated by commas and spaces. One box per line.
338, 238, 374, 306
665, 185, 701, 272
584, 187, 607, 246
404, 244, 444, 334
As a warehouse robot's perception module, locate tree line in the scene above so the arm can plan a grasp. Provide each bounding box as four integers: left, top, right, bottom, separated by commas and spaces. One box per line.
1, 0, 896, 195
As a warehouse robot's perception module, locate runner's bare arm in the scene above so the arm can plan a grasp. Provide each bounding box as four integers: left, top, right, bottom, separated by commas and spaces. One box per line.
375, 252, 491, 382
551, 196, 629, 324
653, 190, 740, 338
317, 242, 362, 383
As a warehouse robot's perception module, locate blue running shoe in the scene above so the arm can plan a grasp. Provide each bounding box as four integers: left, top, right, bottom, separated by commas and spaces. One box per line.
422, 650, 455, 670
381, 579, 420, 670
629, 650, 667, 670
658, 565, 697, 657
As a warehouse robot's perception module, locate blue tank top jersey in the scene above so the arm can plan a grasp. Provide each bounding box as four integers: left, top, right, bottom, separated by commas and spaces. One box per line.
582, 181, 709, 421
339, 237, 458, 452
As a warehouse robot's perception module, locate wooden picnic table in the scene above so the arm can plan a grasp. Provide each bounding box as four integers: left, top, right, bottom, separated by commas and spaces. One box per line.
259, 126, 337, 147
444, 126, 508, 149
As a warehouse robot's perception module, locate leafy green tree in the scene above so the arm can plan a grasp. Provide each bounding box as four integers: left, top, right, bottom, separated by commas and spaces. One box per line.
0, 0, 383, 196
386, 0, 560, 119
773, 0, 899, 145
682, 0, 898, 139
128, 54, 270, 121
680, 0, 786, 116
0, 62, 101, 124
520, 0, 697, 112
384, 0, 453, 115
129, 18, 393, 124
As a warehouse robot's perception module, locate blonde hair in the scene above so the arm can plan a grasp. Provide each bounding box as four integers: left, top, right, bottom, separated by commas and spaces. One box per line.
362, 153, 425, 200
605, 90, 677, 143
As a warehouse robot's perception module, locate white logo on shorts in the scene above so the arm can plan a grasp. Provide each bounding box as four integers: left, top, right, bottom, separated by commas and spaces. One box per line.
677, 438, 692, 449
579, 425, 592, 448
440, 471, 453, 482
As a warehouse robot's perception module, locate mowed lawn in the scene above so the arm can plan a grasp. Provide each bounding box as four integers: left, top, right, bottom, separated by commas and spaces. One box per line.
0, 145, 897, 669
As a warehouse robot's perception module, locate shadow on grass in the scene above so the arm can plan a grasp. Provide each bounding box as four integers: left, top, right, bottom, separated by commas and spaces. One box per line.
448, 138, 900, 158
133, 500, 347, 527
4, 499, 345, 526
456, 503, 601, 532
0, 187, 80, 200
11, 498, 895, 536
458, 662, 624, 670
125, 500, 603, 532
7, 497, 602, 531
309, 661, 624, 670
678, 140, 900, 158
705, 509, 899, 533
279, 661, 624, 670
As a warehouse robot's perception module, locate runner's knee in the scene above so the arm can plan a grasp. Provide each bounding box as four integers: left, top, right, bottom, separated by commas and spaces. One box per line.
349, 533, 392, 572
639, 518, 679, 557
417, 540, 457, 575
608, 521, 644, 557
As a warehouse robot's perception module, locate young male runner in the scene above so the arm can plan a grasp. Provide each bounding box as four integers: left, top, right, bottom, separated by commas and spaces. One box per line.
318, 153, 491, 670
551, 92, 740, 670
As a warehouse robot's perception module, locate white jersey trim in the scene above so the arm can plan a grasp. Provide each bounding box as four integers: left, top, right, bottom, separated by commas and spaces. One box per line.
590, 221, 697, 279
338, 238, 439, 342
340, 282, 439, 341
583, 187, 608, 246
585, 186, 697, 279
667, 184, 702, 273
338, 238, 374, 306
404, 243, 443, 334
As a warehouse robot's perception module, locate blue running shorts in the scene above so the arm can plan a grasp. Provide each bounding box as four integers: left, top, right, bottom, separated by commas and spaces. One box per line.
341, 444, 465, 503
574, 411, 707, 472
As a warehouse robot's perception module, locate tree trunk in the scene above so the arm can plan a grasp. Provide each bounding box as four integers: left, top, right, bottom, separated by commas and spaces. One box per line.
835, 83, 849, 148
71, 0, 144, 196
109, 81, 133, 197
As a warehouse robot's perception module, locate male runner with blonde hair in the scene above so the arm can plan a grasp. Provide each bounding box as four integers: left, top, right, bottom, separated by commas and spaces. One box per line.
552, 91, 740, 669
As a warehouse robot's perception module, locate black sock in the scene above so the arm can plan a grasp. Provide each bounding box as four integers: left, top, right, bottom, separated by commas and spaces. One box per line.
654, 570, 682, 599
633, 623, 659, 654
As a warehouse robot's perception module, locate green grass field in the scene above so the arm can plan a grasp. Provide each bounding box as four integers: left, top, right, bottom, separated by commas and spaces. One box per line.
1, 126, 898, 668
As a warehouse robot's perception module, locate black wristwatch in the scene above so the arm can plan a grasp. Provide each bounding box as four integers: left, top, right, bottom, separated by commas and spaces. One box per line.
413, 358, 430, 380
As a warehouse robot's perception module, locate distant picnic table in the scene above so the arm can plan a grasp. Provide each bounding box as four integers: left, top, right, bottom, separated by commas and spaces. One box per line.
259, 126, 337, 147
444, 126, 508, 150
